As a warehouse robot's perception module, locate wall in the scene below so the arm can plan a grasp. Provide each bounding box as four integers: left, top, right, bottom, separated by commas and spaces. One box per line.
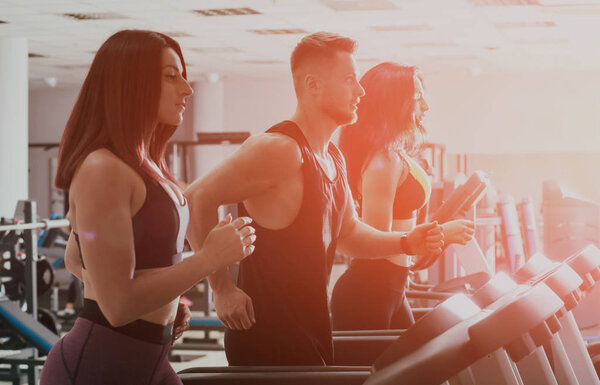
424, 68, 600, 153
27, 68, 600, 217
28, 87, 78, 218
222, 75, 296, 134
460, 151, 600, 209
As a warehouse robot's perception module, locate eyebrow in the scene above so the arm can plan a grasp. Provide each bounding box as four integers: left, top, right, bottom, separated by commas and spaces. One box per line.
162, 64, 182, 72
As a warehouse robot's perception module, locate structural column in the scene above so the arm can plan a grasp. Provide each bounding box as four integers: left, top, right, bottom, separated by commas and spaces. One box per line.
0, 38, 28, 218
189, 76, 226, 180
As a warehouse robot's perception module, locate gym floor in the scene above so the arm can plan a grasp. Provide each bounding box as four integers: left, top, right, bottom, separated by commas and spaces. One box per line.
170, 328, 229, 370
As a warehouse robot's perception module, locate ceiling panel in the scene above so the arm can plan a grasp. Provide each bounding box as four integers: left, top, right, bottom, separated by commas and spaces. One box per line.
0, 0, 598, 88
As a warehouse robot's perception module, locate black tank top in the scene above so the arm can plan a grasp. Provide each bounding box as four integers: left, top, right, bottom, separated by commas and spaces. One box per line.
74, 173, 189, 270
236, 120, 350, 364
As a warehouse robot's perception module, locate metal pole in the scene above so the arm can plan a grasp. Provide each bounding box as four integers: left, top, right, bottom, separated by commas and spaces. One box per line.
22, 201, 38, 319
0, 218, 70, 232
22, 201, 40, 384
27, 364, 36, 385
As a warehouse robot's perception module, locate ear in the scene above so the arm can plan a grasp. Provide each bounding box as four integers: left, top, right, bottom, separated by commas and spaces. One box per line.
304, 74, 321, 95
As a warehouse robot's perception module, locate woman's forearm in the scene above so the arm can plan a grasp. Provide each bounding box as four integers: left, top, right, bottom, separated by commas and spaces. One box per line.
338, 219, 405, 259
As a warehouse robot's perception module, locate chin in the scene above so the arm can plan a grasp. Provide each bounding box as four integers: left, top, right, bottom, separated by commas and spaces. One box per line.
166, 116, 183, 126
322, 104, 356, 126
339, 113, 357, 126
331, 111, 356, 126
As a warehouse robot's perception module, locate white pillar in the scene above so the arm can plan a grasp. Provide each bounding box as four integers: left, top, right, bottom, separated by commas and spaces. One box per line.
189, 77, 226, 180
0, 38, 28, 218
193, 76, 225, 134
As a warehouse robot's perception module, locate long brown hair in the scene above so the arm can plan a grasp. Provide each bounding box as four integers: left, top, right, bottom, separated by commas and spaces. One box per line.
55, 30, 187, 190
339, 62, 426, 199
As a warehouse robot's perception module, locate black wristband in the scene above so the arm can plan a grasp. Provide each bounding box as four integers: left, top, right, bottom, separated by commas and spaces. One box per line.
400, 234, 414, 255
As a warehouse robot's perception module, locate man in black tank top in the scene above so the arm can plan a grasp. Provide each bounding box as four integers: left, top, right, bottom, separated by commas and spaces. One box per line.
185, 32, 444, 366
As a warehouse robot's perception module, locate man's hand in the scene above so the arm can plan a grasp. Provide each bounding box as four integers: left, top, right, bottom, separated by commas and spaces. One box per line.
442, 219, 475, 245
407, 221, 444, 256
172, 301, 192, 344
213, 286, 256, 330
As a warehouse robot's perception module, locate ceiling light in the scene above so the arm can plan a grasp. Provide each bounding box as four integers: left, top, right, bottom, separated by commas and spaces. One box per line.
496, 21, 556, 28
192, 8, 260, 16
370, 25, 432, 32
539, 0, 600, 5
403, 42, 458, 47
323, 0, 399, 11
56, 64, 89, 69
468, 0, 540, 5
470, 67, 482, 77
243, 60, 284, 64
190, 47, 243, 54
163, 32, 193, 38
514, 38, 569, 44
43, 77, 57, 88
61, 12, 128, 20
249, 29, 308, 35
205, 73, 220, 83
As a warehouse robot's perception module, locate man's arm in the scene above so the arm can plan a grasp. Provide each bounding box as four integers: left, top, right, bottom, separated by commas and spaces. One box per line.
185, 133, 302, 330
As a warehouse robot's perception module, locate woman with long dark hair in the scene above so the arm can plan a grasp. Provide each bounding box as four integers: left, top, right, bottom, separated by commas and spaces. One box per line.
330, 62, 474, 330
40, 30, 256, 385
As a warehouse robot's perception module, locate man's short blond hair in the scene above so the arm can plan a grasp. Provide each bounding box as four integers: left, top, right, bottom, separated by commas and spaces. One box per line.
290, 32, 357, 75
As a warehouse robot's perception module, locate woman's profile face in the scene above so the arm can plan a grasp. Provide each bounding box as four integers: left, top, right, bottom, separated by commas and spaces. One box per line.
413, 75, 429, 129
157, 47, 193, 126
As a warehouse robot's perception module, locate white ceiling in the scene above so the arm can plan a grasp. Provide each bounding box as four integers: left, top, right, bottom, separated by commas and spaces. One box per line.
2, 0, 600, 88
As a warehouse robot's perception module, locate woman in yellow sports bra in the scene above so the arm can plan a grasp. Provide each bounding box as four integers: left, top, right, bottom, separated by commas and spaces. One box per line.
330, 62, 475, 330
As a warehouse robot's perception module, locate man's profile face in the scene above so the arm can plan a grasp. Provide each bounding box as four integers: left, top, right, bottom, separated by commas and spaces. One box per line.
316, 51, 365, 126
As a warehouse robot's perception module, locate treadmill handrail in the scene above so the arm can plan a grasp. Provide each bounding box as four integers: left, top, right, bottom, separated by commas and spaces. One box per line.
412, 171, 489, 271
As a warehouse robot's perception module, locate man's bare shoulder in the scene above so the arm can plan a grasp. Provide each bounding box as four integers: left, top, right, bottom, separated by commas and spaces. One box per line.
185, 132, 304, 207
237, 132, 303, 172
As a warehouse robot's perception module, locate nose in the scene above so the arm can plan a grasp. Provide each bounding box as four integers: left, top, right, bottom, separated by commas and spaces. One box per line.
356, 80, 365, 98
181, 78, 194, 99
421, 97, 429, 112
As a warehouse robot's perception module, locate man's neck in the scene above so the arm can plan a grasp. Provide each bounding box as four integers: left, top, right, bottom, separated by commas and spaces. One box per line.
290, 106, 339, 158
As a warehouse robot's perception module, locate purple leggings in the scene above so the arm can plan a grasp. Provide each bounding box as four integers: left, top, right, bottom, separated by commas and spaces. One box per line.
40, 317, 182, 385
